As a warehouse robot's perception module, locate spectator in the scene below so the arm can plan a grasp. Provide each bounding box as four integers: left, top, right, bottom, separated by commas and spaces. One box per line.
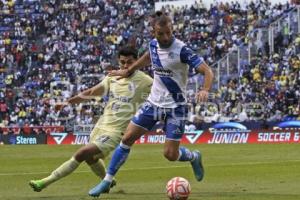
0, 0, 298, 129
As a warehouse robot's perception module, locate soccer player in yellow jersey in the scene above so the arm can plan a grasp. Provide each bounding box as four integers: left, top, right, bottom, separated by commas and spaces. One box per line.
29, 46, 153, 192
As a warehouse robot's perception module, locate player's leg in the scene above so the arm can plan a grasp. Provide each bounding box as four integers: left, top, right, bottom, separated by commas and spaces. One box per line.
89, 102, 157, 197
164, 109, 204, 181
29, 143, 101, 192
87, 133, 124, 189
29, 125, 104, 192
164, 120, 196, 161
106, 122, 148, 176
86, 126, 120, 179
88, 122, 148, 197
86, 155, 106, 178
29, 155, 80, 192
83, 133, 112, 179
164, 135, 204, 182
75, 143, 106, 177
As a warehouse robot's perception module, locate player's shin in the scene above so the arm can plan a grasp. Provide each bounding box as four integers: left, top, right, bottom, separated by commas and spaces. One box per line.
42, 157, 80, 186
177, 146, 195, 162
104, 142, 131, 182
89, 159, 106, 178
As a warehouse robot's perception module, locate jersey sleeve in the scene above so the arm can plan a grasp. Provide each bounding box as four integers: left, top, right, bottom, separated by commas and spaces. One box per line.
144, 74, 153, 93
180, 46, 203, 71
139, 72, 153, 100
97, 76, 110, 97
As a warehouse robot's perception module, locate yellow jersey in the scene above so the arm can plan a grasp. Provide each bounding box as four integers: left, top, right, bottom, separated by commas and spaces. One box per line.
94, 70, 152, 136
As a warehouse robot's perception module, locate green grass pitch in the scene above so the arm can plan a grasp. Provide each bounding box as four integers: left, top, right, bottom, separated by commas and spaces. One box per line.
0, 144, 300, 200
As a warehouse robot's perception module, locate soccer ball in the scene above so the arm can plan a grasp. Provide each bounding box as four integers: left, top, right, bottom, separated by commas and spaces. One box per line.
166, 177, 191, 200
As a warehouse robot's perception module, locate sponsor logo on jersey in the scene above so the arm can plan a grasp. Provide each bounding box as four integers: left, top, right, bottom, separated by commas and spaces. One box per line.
154, 68, 173, 77
168, 52, 175, 59
109, 91, 132, 103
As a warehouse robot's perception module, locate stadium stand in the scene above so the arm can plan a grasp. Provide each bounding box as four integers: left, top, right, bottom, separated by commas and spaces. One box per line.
0, 0, 299, 130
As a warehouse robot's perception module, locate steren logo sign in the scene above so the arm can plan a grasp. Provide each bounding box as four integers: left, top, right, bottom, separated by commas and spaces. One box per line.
184, 131, 203, 144
50, 132, 68, 144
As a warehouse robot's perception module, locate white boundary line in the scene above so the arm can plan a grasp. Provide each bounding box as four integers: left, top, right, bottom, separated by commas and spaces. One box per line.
0, 160, 299, 176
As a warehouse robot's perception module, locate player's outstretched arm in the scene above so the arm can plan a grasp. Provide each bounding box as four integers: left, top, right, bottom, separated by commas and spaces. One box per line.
109, 51, 151, 79
195, 62, 214, 103
69, 83, 106, 104
55, 83, 106, 111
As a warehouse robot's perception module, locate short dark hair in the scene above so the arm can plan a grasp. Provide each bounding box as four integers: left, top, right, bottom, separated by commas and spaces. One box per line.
151, 11, 172, 27
118, 46, 138, 59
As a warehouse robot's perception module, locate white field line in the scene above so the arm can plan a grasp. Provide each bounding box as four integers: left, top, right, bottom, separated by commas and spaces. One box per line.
0, 159, 300, 176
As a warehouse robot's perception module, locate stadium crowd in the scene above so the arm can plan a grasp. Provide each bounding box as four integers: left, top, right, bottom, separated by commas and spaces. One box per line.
195, 1, 300, 124
0, 0, 299, 130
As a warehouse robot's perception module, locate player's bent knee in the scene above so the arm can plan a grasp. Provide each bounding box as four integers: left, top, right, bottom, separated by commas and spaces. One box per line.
74, 149, 87, 162
85, 156, 98, 165
121, 124, 147, 146
121, 131, 140, 146
74, 147, 92, 162
121, 136, 135, 146
164, 150, 178, 161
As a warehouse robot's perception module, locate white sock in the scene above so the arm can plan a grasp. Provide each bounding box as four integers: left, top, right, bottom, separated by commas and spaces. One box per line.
103, 174, 114, 183
41, 157, 80, 186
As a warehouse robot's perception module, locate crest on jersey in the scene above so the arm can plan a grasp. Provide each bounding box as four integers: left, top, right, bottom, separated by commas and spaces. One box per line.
168, 52, 175, 59
128, 82, 136, 92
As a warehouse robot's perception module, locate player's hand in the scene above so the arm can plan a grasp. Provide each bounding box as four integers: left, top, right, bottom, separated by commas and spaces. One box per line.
54, 102, 68, 111
156, 128, 165, 134
108, 69, 130, 80
196, 90, 209, 103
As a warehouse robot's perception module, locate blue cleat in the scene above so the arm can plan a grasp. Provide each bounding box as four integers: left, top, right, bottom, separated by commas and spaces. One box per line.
88, 180, 112, 197
191, 150, 204, 181
102, 179, 116, 193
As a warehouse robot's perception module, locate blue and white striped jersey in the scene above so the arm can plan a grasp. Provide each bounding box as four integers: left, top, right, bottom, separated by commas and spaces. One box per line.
147, 38, 203, 108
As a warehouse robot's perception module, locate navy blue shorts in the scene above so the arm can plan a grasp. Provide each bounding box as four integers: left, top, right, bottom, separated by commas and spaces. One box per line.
131, 101, 187, 141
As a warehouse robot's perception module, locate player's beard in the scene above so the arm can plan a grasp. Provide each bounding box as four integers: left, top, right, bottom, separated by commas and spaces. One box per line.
158, 36, 174, 48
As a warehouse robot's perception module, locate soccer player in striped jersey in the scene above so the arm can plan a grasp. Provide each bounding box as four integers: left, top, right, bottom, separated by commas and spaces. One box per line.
29, 46, 152, 192
89, 11, 213, 197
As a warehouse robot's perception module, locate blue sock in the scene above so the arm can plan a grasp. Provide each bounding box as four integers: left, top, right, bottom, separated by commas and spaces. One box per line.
107, 142, 131, 176
178, 146, 195, 162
